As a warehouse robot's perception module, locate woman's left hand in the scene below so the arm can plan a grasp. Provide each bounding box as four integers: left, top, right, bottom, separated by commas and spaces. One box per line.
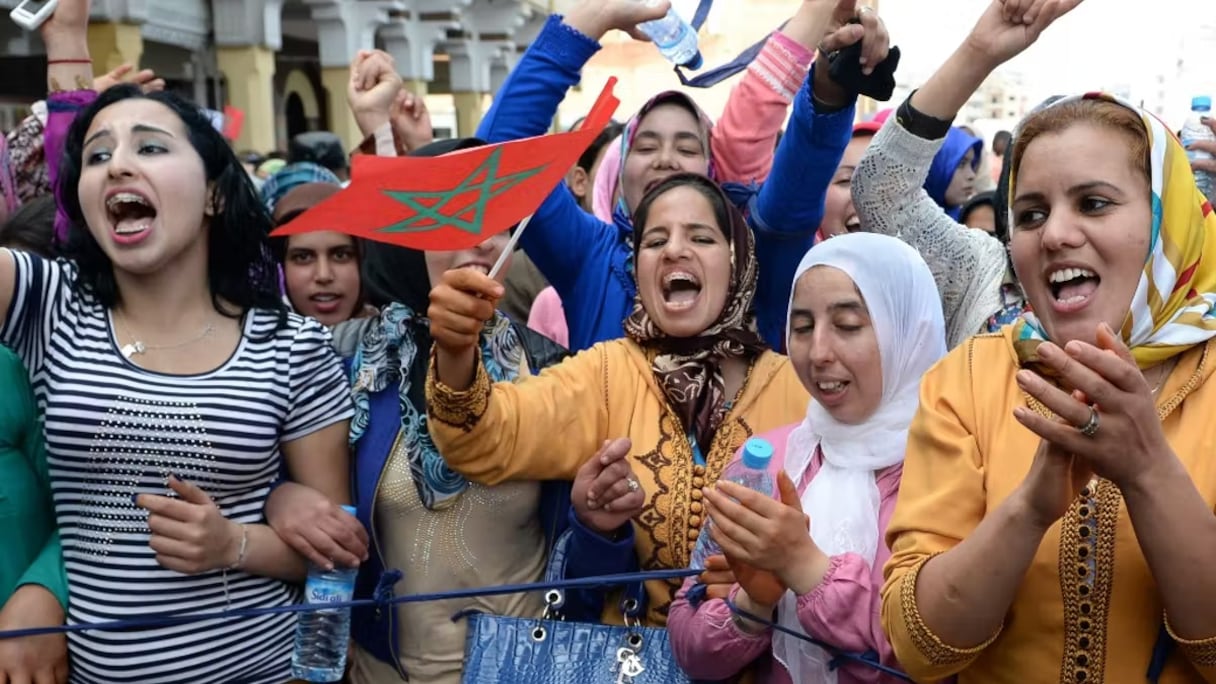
704, 472, 829, 594
1013, 322, 1175, 489
136, 476, 243, 574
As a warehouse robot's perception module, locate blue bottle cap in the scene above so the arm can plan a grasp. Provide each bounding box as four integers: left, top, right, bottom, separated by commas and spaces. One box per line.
1193, 95, 1212, 112
684, 51, 704, 70
740, 437, 773, 470
341, 504, 357, 516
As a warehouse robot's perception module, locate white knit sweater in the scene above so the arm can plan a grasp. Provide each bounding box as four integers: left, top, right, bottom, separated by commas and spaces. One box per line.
851, 116, 1020, 349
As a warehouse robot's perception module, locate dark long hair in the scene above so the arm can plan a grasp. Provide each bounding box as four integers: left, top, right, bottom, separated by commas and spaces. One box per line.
56, 85, 284, 320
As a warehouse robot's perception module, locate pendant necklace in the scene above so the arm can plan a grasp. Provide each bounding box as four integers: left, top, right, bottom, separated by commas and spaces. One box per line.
115, 309, 216, 360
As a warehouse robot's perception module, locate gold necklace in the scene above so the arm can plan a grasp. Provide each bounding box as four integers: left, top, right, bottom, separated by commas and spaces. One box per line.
115, 309, 216, 360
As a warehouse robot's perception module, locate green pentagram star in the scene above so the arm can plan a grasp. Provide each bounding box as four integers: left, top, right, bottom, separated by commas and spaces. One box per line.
377, 147, 545, 235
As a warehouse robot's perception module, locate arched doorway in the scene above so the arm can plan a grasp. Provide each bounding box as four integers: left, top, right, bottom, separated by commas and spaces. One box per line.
285, 92, 307, 140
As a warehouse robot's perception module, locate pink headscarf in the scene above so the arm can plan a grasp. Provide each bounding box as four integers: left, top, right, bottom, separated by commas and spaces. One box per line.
591, 133, 622, 222
590, 91, 716, 225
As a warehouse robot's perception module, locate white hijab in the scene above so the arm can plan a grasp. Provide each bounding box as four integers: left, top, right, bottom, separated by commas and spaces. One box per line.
774, 233, 946, 683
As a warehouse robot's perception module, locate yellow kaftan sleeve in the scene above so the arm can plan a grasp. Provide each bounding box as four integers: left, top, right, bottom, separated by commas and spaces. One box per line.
880, 338, 1001, 681
1167, 604, 1216, 679
426, 342, 612, 485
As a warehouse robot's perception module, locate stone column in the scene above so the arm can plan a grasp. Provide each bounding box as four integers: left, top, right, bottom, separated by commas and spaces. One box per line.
306, 0, 401, 149
87, 22, 144, 74
216, 46, 277, 152
380, 1, 470, 97
210, 0, 285, 153
445, 0, 531, 135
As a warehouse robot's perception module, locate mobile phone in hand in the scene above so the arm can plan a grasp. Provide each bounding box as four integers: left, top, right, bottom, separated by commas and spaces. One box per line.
10, 0, 60, 31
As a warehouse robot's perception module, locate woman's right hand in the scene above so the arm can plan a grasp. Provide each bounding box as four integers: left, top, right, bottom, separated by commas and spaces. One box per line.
963, 0, 1085, 68
428, 268, 502, 355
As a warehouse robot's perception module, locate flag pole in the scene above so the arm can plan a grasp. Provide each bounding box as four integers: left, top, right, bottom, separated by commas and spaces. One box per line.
488, 214, 533, 279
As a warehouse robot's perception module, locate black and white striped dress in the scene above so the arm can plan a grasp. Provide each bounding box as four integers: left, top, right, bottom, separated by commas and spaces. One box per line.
1, 252, 354, 684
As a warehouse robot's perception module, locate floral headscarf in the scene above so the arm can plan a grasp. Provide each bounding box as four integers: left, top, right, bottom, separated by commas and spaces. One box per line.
0, 136, 18, 225
623, 174, 765, 454
1012, 93, 1216, 369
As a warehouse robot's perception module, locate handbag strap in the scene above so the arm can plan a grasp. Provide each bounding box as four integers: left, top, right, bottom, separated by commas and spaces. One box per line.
543, 527, 648, 620
671, 0, 785, 89
726, 599, 914, 682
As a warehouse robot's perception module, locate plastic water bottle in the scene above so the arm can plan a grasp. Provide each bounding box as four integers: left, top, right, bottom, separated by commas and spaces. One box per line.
635, 1, 703, 69
292, 505, 361, 682
690, 438, 775, 570
1181, 95, 1215, 201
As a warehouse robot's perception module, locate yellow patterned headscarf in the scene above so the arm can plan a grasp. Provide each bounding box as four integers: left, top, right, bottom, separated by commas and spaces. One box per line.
1012, 92, 1216, 369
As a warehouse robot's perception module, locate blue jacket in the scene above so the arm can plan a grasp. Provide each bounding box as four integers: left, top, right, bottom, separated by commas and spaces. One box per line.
476, 16, 855, 352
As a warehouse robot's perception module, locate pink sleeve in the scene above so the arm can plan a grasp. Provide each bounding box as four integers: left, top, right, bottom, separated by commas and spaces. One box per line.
667, 577, 772, 680
526, 286, 569, 348
794, 552, 897, 680
710, 31, 814, 186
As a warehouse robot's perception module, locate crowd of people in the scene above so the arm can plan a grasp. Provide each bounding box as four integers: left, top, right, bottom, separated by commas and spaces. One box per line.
1, 0, 1216, 682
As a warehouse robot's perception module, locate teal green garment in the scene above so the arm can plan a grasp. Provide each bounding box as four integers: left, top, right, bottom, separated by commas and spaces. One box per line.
0, 346, 67, 609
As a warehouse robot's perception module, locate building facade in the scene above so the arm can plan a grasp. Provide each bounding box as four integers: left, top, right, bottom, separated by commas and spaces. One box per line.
0, 0, 558, 153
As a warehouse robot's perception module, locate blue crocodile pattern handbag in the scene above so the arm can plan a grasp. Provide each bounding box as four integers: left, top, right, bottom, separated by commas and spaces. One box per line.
460, 530, 692, 684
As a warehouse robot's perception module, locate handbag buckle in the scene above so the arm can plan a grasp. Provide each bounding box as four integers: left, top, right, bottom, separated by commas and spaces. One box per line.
615, 646, 646, 684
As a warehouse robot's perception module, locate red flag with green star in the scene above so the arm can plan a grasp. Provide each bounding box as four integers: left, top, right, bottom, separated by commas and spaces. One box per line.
271, 78, 620, 251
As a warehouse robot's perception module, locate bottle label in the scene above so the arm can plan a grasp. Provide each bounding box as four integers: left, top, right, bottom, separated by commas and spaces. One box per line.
304, 576, 354, 606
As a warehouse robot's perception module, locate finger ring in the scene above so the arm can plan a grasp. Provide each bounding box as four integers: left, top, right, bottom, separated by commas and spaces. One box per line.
1077, 406, 1100, 438
858, 5, 874, 15
626, 478, 640, 492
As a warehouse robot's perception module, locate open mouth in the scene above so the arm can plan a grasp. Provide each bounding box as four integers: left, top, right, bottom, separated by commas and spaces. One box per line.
106, 191, 157, 238
812, 378, 851, 406
661, 271, 702, 310
1047, 266, 1100, 308
844, 217, 861, 232
457, 262, 492, 276
309, 292, 344, 314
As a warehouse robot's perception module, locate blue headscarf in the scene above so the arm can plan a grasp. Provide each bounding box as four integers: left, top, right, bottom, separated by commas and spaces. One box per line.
924, 127, 982, 220
260, 162, 342, 215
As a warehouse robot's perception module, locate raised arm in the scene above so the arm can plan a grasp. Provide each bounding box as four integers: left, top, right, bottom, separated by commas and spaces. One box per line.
750, 10, 870, 348
851, 1, 1079, 347
426, 268, 612, 484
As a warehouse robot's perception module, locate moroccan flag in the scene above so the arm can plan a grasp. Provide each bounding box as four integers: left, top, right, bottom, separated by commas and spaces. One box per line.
272, 78, 621, 251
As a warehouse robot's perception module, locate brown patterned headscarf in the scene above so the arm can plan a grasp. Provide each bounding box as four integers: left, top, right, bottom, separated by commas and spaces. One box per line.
624, 173, 766, 454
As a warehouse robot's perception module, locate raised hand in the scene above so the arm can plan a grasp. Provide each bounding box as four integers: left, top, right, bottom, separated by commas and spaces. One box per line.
964, 0, 1085, 68
819, 1, 890, 75
94, 64, 166, 94
265, 482, 368, 570
348, 49, 404, 137
428, 269, 503, 355
0, 585, 69, 684
572, 438, 645, 535
564, 0, 672, 42
1188, 116, 1216, 177
136, 476, 244, 574
390, 90, 435, 153
40, 0, 90, 40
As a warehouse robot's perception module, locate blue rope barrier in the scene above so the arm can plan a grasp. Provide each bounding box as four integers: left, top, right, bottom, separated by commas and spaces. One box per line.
0, 567, 913, 680
726, 599, 913, 682
0, 568, 699, 641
